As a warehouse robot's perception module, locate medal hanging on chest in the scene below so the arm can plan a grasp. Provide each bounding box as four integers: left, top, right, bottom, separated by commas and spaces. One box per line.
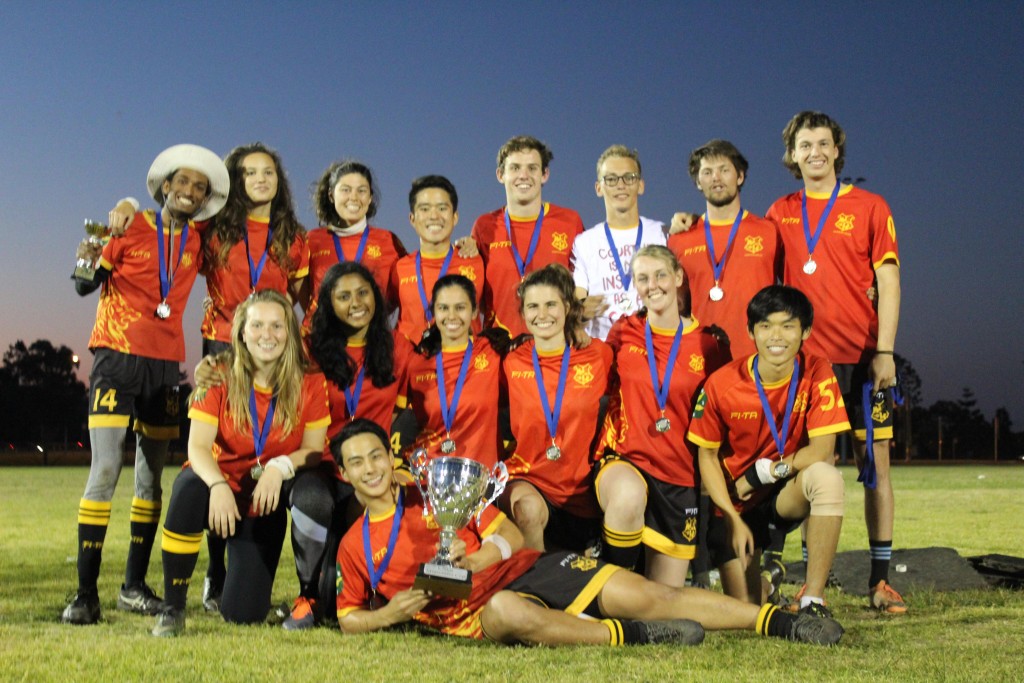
545, 442, 562, 461
532, 345, 571, 464
436, 339, 474, 456
249, 389, 276, 481
800, 182, 840, 277
646, 319, 684, 436
506, 206, 545, 279
703, 209, 742, 302
154, 211, 189, 319
655, 416, 671, 433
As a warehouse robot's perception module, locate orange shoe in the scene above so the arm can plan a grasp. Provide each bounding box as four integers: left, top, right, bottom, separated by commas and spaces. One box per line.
870, 580, 908, 614
782, 583, 807, 613
282, 596, 317, 630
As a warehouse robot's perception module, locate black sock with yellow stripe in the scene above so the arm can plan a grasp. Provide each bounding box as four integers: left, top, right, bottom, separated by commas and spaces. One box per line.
124, 497, 161, 587
161, 528, 203, 610
602, 618, 647, 645
76, 499, 111, 590
601, 524, 643, 571
756, 603, 797, 639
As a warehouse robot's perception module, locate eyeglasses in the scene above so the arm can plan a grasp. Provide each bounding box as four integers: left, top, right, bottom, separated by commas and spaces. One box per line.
601, 173, 641, 187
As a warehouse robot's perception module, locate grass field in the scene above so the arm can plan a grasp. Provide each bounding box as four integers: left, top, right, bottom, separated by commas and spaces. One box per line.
1, 465, 1022, 682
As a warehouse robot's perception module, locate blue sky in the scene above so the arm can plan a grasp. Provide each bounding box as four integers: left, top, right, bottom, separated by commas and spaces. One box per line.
2, 1, 1022, 421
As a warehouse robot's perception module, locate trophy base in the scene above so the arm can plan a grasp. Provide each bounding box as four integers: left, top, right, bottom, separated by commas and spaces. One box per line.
412, 563, 472, 599
73, 264, 98, 282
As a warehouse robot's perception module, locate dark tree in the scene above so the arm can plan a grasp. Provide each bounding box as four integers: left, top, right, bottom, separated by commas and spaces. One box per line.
0, 340, 88, 448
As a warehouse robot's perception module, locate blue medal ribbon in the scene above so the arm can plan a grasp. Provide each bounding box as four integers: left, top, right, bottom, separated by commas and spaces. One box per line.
249, 388, 277, 467
332, 228, 371, 264
752, 355, 801, 459
363, 487, 404, 598
602, 221, 644, 292
858, 376, 904, 490
531, 344, 571, 446
436, 339, 474, 436
800, 182, 841, 263
243, 219, 274, 291
416, 248, 455, 324
703, 209, 743, 287
645, 319, 684, 416
343, 364, 366, 419
155, 211, 190, 303
504, 206, 545, 279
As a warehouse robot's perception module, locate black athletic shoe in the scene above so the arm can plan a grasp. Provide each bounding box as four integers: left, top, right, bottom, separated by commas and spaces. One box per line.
61, 589, 101, 625
117, 582, 163, 615
787, 612, 844, 645
799, 601, 834, 620
151, 606, 185, 637
639, 619, 705, 645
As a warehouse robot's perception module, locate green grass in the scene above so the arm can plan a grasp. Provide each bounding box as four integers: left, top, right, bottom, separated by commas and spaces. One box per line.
1, 465, 1022, 682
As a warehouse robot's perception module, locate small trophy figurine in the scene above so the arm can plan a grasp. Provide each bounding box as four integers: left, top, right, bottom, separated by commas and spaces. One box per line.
73, 220, 111, 283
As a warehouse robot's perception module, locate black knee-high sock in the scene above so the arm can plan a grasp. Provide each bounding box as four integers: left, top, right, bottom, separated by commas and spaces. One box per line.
205, 533, 227, 586
77, 499, 111, 590
124, 496, 161, 587
161, 529, 203, 610
601, 524, 643, 570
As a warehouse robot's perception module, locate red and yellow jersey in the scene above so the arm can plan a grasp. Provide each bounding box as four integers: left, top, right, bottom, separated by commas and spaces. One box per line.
766, 185, 900, 363
389, 249, 485, 344
686, 352, 850, 513
502, 339, 612, 517
668, 211, 782, 358
403, 338, 502, 468
89, 210, 202, 362
201, 216, 309, 343
601, 314, 730, 487
188, 371, 330, 513
471, 203, 584, 337
336, 486, 540, 638
304, 225, 407, 330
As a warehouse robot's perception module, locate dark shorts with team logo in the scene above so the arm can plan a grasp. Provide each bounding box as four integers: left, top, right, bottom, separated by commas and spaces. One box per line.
503, 551, 622, 619
88, 348, 182, 437
706, 485, 802, 567
595, 454, 699, 559
832, 362, 894, 440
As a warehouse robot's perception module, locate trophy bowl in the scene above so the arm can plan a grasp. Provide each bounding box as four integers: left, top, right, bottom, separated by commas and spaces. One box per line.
73, 220, 111, 282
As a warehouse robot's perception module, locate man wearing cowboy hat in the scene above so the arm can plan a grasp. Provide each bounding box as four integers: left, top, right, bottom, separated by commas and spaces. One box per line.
62, 144, 229, 625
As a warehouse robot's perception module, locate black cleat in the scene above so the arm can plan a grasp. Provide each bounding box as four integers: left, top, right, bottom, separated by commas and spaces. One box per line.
151, 606, 185, 637
787, 612, 844, 645
117, 582, 163, 615
202, 576, 223, 613
799, 601, 834, 620
639, 619, 705, 645
61, 589, 101, 625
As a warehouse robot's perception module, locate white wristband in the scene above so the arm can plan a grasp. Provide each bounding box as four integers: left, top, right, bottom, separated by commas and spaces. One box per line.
482, 534, 512, 561
267, 456, 296, 480
754, 458, 778, 485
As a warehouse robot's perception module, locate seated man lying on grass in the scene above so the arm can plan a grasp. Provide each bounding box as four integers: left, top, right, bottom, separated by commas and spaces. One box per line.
332, 418, 844, 646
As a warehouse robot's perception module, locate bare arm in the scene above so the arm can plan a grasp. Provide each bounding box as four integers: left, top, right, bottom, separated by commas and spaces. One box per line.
338, 589, 432, 634
251, 423, 327, 516
871, 262, 900, 391
188, 419, 241, 538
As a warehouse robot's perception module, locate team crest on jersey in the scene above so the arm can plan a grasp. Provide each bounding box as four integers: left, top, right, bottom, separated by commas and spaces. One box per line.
688, 354, 705, 374
573, 363, 595, 387
835, 213, 855, 233
570, 556, 598, 572
682, 516, 697, 542
182, 253, 194, 268
165, 387, 180, 417
473, 354, 489, 372
458, 266, 477, 282
794, 391, 809, 414
887, 216, 897, 241
551, 232, 568, 252
744, 235, 764, 254
872, 400, 890, 424
367, 245, 381, 258
692, 390, 707, 418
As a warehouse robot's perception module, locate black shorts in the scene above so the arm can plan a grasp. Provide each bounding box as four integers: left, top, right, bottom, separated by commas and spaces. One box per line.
503, 551, 622, 619
832, 362, 894, 441
595, 455, 699, 559
202, 338, 231, 358
706, 488, 802, 567
88, 348, 181, 439
538, 489, 601, 554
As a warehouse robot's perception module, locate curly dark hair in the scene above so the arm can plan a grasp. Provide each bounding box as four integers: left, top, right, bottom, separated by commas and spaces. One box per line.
515, 263, 586, 349
203, 142, 305, 274
312, 159, 380, 226
308, 262, 395, 389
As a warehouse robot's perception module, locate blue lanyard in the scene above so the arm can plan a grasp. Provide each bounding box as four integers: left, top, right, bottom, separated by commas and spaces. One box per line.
752, 356, 801, 458
645, 319, 684, 414
332, 228, 370, 264
343, 364, 366, 419
800, 182, 840, 260
858, 377, 904, 490
248, 388, 277, 464
703, 210, 743, 285
155, 212, 190, 302
243, 220, 274, 290
415, 248, 454, 324
437, 339, 474, 435
504, 206, 544, 279
531, 345, 571, 443
602, 221, 644, 292
363, 488, 404, 595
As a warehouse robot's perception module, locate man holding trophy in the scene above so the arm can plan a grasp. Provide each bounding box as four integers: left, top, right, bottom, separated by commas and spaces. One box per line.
333, 419, 844, 646
62, 144, 229, 625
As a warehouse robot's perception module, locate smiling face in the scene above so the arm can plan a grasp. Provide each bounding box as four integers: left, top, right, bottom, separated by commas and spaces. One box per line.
330, 273, 376, 335
521, 284, 568, 348
632, 254, 683, 316
696, 155, 744, 208
749, 311, 811, 367
338, 432, 395, 501
791, 127, 840, 185
432, 283, 475, 346
497, 149, 549, 209
243, 300, 289, 368
241, 152, 278, 207
332, 172, 373, 226
161, 168, 210, 220
409, 187, 458, 252
596, 155, 645, 218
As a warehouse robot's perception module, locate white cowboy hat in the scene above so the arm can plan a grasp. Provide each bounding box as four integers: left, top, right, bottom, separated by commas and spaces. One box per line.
146, 144, 230, 221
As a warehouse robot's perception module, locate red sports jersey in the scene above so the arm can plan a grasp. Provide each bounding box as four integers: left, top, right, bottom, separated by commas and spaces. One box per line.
602, 314, 730, 487
336, 486, 540, 638
668, 211, 782, 358
403, 338, 502, 467
188, 371, 330, 514
89, 210, 202, 362
389, 248, 485, 343
304, 226, 407, 330
502, 339, 612, 517
687, 352, 850, 512
766, 185, 900, 363
471, 203, 584, 337
201, 216, 309, 343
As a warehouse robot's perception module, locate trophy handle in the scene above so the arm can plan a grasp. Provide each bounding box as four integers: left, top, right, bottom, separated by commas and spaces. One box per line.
409, 448, 431, 518
476, 461, 509, 525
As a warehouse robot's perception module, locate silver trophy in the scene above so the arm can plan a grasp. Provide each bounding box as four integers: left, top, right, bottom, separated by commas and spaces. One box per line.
73, 220, 111, 282
409, 450, 508, 599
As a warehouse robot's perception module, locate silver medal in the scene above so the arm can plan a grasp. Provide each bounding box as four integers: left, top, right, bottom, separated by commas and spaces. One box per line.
545, 444, 562, 461
440, 438, 456, 454
709, 285, 724, 302
802, 258, 817, 275
655, 417, 671, 433
156, 301, 171, 319
250, 463, 264, 480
